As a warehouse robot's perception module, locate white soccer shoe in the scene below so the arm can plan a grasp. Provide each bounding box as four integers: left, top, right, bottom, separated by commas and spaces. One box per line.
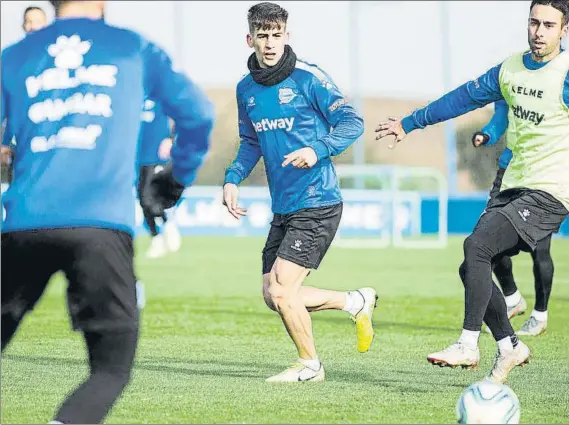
487, 341, 531, 383
351, 287, 378, 353
146, 234, 168, 259
163, 221, 182, 253
517, 316, 547, 336
427, 342, 480, 369
265, 362, 325, 383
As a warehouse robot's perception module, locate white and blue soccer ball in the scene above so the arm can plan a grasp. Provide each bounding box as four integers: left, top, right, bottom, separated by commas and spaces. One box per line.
456, 379, 521, 424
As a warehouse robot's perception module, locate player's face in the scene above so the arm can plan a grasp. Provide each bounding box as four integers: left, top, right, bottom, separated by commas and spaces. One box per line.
23, 9, 47, 33
527, 4, 568, 61
247, 24, 289, 69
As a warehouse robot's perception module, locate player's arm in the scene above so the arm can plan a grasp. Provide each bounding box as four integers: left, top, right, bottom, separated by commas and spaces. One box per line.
283, 74, 364, 168
375, 64, 504, 148
498, 148, 513, 170
308, 75, 364, 160
224, 93, 262, 186
222, 90, 263, 219
143, 41, 214, 187
472, 100, 509, 147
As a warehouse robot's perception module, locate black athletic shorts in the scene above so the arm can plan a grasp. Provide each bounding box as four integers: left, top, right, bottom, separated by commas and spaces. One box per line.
261, 203, 343, 274
1, 227, 138, 333
484, 188, 568, 250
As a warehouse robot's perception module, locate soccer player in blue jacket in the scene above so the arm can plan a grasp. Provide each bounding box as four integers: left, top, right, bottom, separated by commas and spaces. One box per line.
138, 98, 182, 258
376, 0, 568, 383
222, 2, 377, 383
1, 0, 214, 423
473, 101, 554, 337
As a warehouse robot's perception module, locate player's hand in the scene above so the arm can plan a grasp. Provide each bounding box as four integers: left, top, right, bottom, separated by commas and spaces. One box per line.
375, 117, 407, 149
222, 183, 247, 220
472, 132, 490, 148
282, 147, 317, 168
1, 146, 13, 165
141, 163, 185, 217
158, 138, 173, 160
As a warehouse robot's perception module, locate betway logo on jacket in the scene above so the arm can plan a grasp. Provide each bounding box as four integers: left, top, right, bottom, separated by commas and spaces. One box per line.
253, 117, 295, 133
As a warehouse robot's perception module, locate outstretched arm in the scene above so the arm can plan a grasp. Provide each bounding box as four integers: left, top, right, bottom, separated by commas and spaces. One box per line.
375, 64, 505, 148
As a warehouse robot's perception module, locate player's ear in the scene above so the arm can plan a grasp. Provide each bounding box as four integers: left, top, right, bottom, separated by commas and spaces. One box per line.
246, 33, 254, 48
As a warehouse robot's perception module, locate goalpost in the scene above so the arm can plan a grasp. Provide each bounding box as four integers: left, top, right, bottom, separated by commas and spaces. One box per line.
333, 165, 448, 249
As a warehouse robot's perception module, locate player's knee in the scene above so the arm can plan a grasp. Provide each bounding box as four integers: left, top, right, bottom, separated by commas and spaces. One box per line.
463, 234, 488, 260
267, 273, 294, 312
262, 278, 277, 312
458, 261, 467, 284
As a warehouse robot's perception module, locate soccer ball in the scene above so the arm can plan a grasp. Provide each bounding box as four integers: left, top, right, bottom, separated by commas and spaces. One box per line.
456, 379, 521, 424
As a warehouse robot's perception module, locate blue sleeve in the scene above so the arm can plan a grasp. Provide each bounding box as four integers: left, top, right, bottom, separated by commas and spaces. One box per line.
402, 64, 504, 134
143, 41, 214, 186
306, 74, 364, 161
481, 100, 509, 147
224, 89, 262, 185
498, 148, 513, 169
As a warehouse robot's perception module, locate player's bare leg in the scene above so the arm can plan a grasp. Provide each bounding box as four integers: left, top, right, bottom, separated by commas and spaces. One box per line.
264, 257, 325, 382
263, 273, 378, 354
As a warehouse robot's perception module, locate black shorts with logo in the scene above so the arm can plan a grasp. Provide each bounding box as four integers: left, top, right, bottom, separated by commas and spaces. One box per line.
1, 227, 138, 333
484, 188, 568, 250
261, 203, 343, 274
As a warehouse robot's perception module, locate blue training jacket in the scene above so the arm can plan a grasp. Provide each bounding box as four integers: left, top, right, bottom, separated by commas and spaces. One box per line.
224, 59, 364, 214
137, 98, 171, 166
1, 17, 214, 235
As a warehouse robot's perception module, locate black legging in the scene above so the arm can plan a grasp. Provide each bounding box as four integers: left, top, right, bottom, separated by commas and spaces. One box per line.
492, 234, 553, 311
459, 212, 530, 341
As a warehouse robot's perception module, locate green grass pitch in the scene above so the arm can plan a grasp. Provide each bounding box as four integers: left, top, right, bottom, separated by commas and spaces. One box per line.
2, 236, 568, 424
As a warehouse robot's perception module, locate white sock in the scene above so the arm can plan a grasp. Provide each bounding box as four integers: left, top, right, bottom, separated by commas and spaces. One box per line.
497, 336, 514, 352
298, 357, 321, 371
504, 290, 522, 308
531, 309, 547, 321
342, 291, 365, 316
458, 329, 480, 350
48, 421, 63, 424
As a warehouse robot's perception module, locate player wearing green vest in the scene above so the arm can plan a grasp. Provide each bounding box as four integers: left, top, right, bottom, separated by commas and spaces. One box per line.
375, 0, 568, 384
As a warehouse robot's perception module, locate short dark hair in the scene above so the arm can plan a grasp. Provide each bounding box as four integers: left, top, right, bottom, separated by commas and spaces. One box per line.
530, 0, 569, 26
23, 5, 45, 19
247, 2, 288, 35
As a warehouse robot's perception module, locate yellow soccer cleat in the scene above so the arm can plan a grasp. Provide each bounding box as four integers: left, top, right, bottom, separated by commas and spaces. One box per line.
351, 288, 378, 353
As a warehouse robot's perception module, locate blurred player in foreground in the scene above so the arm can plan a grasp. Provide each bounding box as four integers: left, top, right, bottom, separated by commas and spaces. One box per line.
376, 0, 568, 383
223, 1, 377, 383
1, 0, 214, 422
